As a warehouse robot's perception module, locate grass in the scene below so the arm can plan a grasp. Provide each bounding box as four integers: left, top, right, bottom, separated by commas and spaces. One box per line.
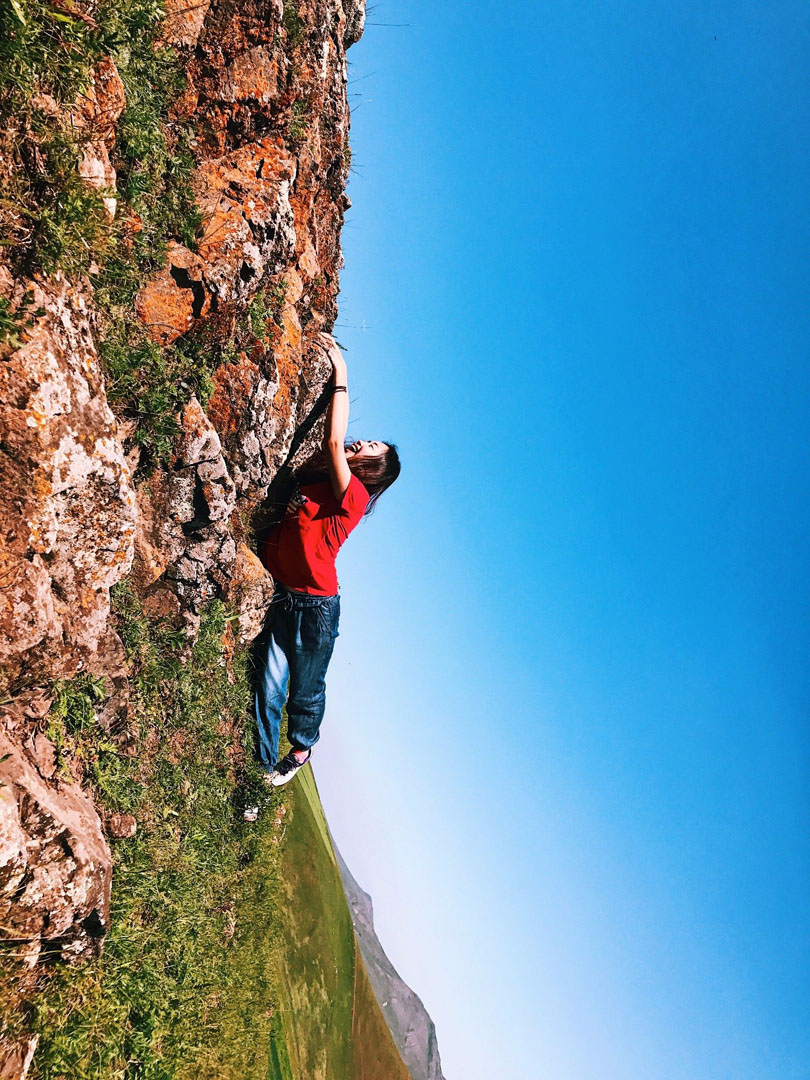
277, 769, 356, 1080
0, 0, 108, 271
0, 593, 407, 1080
267, 1012, 294, 1080
0, 289, 44, 350
88, 0, 209, 468
277, 770, 411, 1080
0, 584, 294, 1079
287, 97, 310, 148
247, 280, 288, 341
281, 1, 305, 49
0, 0, 194, 276
99, 319, 221, 464
0, 0, 201, 272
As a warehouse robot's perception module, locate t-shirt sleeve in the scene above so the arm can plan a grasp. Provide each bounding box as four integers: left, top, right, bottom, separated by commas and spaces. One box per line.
336, 474, 370, 519
319, 475, 370, 557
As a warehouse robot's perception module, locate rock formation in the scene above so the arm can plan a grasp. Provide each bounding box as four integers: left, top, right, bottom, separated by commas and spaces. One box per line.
0, 723, 111, 966
0, 0, 365, 1046
0, 269, 137, 684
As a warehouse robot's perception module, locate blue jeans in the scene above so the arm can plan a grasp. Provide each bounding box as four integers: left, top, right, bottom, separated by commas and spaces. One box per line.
253, 585, 340, 772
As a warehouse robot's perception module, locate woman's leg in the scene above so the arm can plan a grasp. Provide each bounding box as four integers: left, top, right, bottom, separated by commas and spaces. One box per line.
285, 596, 340, 753
253, 606, 290, 772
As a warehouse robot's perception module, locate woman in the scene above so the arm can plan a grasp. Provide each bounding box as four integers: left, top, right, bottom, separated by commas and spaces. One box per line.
244, 332, 400, 819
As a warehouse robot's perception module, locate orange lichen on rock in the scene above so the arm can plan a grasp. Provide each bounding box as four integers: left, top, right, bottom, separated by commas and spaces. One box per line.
207, 354, 261, 441
135, 139, 297, 346
73, 57, 127, 218
135, 242, 210, 346
161, 0, 213, 48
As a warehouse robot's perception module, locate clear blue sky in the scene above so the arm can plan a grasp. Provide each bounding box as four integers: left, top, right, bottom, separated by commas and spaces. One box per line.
313, 3, 810, 1078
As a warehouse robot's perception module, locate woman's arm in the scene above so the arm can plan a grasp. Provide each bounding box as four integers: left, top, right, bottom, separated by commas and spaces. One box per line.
317, 331, 352, 500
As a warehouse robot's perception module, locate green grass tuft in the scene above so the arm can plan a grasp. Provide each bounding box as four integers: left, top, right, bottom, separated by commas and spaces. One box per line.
0, 290, 44, 350
245, 279, 287, 341
287, 97, 310, 148
281, 1, 305, 48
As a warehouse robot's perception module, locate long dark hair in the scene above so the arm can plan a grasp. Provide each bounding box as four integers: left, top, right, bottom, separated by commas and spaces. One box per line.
296, 442, 401, 516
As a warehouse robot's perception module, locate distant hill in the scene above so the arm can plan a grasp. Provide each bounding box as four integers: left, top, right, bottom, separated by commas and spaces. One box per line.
333, 839, 447, 1080
277, 766, 412, 1080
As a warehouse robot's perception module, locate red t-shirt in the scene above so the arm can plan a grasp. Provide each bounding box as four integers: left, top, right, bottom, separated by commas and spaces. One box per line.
260, 474, 370, 595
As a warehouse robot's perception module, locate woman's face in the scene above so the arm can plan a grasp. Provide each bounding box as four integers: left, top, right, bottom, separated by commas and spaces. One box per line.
346, 440, 387, 461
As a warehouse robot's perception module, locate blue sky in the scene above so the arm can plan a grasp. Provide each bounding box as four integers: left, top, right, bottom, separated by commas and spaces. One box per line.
313, 3, 810, 1078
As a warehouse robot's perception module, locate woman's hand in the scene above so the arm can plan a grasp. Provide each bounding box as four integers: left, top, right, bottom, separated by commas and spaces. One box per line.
316, 331, 347, 382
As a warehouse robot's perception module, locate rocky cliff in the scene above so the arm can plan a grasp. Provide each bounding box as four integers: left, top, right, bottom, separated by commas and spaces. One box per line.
0, 0, 364, 1069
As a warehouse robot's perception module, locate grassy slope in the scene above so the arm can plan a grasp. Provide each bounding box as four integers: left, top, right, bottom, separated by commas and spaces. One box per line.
0, 592, 290, 1079
1, 588, 405, 1080
279, 767, 411, 1080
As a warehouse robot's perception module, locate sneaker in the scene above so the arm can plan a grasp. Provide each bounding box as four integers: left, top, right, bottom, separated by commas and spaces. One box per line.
268, 748, 312, 787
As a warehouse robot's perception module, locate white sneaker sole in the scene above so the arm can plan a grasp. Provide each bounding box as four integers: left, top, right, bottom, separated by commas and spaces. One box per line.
269, 754, 311, 786
269, 764, 303, 787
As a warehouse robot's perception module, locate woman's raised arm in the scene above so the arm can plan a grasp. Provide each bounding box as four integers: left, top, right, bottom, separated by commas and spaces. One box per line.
317, 331, 352, 500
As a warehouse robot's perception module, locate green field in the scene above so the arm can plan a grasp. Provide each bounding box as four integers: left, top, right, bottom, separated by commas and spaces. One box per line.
276, 768, 411, 1080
